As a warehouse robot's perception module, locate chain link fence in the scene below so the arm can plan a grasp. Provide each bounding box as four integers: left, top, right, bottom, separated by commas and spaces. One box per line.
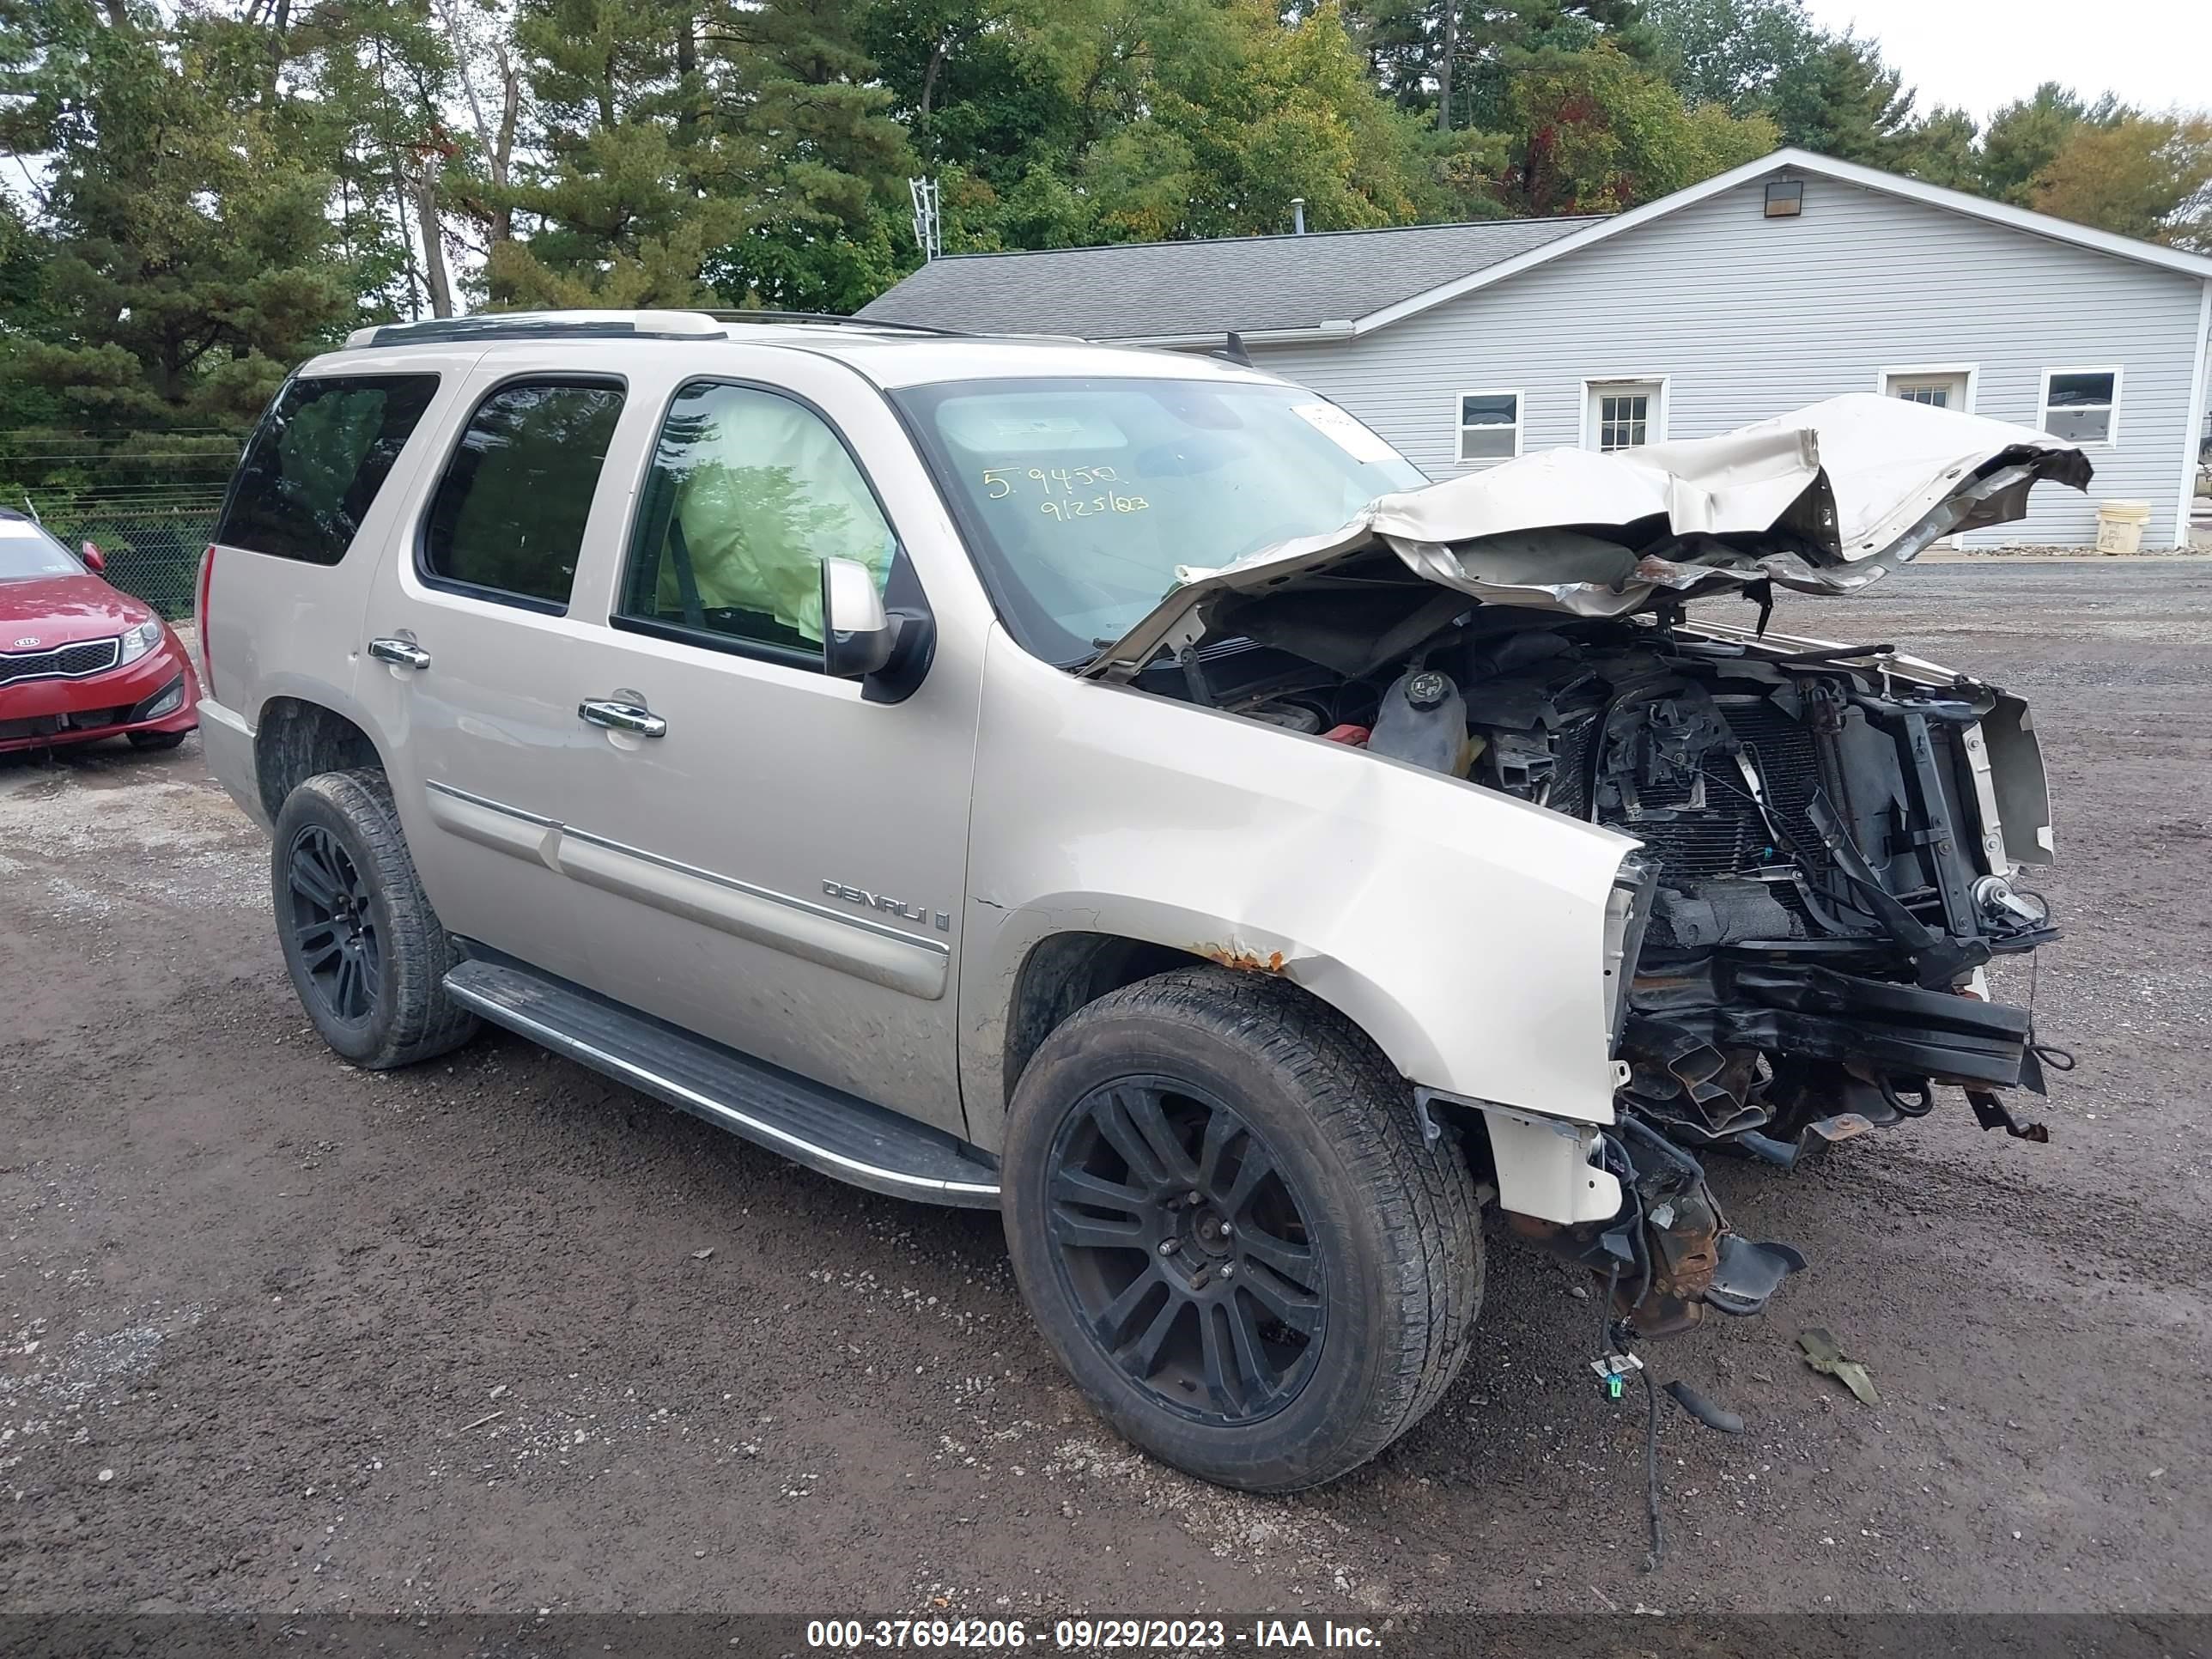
5, 429, 243, 619
39, 492, 229, 618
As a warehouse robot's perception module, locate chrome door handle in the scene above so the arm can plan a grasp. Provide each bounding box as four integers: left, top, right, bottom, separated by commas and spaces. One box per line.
578, 698, 667, 738
368, 636, 431, 672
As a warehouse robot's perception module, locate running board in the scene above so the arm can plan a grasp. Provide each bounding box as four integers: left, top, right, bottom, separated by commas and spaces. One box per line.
442, 956, 1000, 1208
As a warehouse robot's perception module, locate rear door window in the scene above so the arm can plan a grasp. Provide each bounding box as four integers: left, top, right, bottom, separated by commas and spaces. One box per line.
420, 380, 625, 612
216, 374, 441, 565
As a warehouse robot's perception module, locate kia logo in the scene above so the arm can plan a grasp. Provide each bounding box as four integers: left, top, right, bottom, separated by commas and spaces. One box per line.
12, 636, 38, 648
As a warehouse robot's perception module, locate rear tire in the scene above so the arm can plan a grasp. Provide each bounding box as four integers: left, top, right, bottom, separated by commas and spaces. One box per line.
271, 769, 478, 1070
1001, 968, 1481, 1492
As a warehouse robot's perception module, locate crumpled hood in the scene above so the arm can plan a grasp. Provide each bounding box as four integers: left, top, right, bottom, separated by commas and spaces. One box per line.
1084, 392, 2091, 679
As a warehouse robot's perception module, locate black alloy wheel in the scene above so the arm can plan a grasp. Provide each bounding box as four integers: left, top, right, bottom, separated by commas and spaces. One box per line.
285, 823, 382, 1024
1002, 969, 1484, 1492
1046, 1076, 1325, 1426
270, 769, 477, 1070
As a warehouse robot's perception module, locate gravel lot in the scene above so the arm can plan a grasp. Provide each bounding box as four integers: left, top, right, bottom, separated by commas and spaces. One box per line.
1, 562, 2207, 1619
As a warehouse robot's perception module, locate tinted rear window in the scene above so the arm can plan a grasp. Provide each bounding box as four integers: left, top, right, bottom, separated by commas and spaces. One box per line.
419, 380, 624, 611
216, 374, 441, 565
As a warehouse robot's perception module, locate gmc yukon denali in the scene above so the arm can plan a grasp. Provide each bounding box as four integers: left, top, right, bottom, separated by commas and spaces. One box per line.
195, 311, 2084, 1492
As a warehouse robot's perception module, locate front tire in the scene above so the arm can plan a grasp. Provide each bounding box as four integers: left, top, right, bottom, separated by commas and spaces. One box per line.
271, 769, 478, 1070
1001, 969, 1481, 1492
126, 728, 190, 751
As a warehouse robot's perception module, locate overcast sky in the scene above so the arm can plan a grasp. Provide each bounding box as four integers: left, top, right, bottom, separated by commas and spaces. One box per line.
1801, 0, 2212, 121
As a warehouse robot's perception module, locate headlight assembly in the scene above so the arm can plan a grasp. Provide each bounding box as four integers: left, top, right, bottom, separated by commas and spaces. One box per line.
117, 619, 163, 665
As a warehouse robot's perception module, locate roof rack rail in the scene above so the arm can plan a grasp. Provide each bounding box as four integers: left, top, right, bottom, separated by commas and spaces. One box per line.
345, 308, 965, 349
349, 313, 732, 349
702, 309, 966, 337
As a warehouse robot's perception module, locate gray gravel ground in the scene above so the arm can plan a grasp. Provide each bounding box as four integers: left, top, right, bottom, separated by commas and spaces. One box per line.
0, 561, 2207, 1618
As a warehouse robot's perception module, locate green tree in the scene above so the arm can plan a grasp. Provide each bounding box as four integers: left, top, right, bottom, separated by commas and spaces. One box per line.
488, 0, 728, 307
1339, 1, 1655, 134
1767, 30, 1915, 166
2030, 114, 2212, 251
1102, 0, 1429, 238
702, 0, 914, 311
1979, 83, 2126, 205
1649, 0, 2001, 193
0, 195, 66, 448
1899, 105, 1980, 191
295, 1, 470, 320
881, 0, 1443, 248
1504, 40, 1777, 215
0, 0, 354, 428
1642, 0, 1818, 112
493, 0, 911, 313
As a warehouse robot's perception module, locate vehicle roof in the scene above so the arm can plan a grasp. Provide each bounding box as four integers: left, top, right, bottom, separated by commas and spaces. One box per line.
309, 310, 1285, 392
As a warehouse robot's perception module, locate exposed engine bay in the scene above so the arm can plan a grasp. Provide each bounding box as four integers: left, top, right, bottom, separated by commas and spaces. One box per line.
1138, 592, 2065, 1333
1103, 395, 2086, 1336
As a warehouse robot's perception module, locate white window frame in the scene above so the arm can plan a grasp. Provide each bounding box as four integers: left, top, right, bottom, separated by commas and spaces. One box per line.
1876, 363, 1980, 414
1454, 387, 1524, 465
2039, 365, 2124, 448
1579, 376, 1669, 453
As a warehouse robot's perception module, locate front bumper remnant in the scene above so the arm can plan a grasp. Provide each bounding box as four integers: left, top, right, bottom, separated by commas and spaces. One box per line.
1503, 1109, 1807, 1338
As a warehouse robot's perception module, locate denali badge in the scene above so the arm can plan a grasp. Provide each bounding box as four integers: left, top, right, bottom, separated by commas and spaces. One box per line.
823, 879, 952, 932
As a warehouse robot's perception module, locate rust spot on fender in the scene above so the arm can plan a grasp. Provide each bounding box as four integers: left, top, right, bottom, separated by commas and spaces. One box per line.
1200, 944, 1287, 974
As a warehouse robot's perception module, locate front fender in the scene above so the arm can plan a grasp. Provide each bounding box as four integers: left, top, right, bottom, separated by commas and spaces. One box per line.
960, 629, 1638, 1149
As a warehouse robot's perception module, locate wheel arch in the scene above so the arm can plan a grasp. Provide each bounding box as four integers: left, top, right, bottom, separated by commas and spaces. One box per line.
1000, 932, 1210, 1107
964, 903, 1456, 1152
254, 695, 387, 823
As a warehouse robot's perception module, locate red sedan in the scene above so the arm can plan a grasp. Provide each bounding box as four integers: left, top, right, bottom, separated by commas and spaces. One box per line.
1, 508, 200, 756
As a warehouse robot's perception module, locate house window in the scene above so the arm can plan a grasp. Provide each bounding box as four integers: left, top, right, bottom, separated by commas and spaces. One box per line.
1586, 380, 1665, 452
1457, 391, 1522, 463
2040, 368, 2120, 445
1881, 367, 1974, 411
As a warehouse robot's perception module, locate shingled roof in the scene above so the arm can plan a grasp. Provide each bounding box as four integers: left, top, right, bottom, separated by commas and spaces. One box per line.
860, 149, 2212, 349
857, 215, 1601, 342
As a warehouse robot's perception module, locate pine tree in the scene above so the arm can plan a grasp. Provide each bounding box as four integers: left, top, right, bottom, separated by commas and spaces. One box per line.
1767, 32, 1916, 167
701, 0, 913, 312
0, 0, 352, 428
1979, 84, 2125, 206
488, 0, 724, 307
492, 0, 911, 313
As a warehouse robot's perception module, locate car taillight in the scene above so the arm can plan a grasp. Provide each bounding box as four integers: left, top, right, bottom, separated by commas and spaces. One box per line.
195, 544, 216, 702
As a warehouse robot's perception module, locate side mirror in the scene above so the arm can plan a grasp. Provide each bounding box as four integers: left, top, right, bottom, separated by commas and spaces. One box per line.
80, 541, 106, 573
821, 556, 898, 680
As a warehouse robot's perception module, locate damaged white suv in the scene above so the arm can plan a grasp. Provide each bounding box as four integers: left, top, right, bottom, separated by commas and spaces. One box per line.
196, 312, 2085, 1492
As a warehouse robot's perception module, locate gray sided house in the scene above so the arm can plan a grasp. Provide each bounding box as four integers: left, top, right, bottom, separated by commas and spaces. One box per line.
864, 149, 2212, 549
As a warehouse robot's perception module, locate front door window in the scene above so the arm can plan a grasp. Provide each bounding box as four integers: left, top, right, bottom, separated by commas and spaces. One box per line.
617, 382, 896, 664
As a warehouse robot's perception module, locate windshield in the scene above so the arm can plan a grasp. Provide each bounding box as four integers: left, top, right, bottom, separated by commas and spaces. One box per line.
894, 376, 1424, 663
0, 518, 85, 581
